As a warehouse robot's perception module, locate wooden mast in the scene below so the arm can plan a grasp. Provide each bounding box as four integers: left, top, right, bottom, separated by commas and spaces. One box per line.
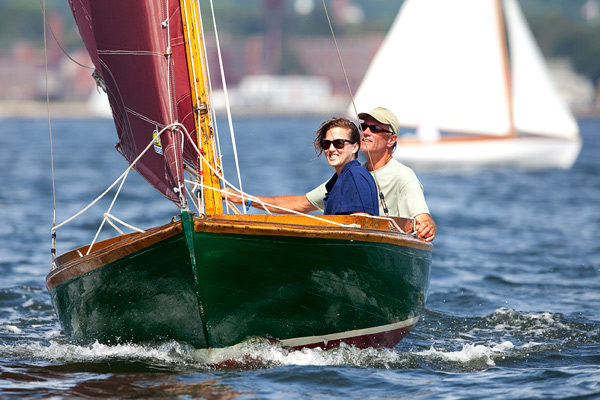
496, 0, 517, 137
180, 0, 223, 215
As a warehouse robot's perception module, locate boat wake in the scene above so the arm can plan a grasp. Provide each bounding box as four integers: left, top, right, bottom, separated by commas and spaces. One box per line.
1, 300, 598, 372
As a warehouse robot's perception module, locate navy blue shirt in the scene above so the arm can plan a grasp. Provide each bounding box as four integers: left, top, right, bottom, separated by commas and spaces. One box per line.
323, 159, 379, 215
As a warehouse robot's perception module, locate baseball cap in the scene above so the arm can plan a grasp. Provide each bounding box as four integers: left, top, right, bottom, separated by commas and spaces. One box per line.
358, 107, 399, 134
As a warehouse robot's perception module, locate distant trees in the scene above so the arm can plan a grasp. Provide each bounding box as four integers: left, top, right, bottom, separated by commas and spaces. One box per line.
1, 0, 598, 84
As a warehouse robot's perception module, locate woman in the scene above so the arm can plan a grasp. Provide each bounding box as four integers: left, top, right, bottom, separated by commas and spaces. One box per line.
314, 117, 379, 216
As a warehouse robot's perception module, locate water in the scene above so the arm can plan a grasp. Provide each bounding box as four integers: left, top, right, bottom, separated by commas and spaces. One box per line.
1, 116, 599, 399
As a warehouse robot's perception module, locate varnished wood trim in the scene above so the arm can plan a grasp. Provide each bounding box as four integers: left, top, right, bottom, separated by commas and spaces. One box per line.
46, 223, 183, 291
193, 215, 432, 251
213, 214, 415, 233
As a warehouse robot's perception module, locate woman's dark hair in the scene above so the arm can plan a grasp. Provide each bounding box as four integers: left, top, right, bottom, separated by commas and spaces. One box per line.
313, 117, 361, 157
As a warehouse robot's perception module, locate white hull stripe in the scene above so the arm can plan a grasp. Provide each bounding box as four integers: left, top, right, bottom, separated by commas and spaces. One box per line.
279, 316, 420, 348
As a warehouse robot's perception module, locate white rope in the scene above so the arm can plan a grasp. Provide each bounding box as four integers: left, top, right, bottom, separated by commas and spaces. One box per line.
180, 127, 252, 209
52, 123, 183, 232
184, 180, 361, 228
104, 213, 145, 234
104, 216, 125, 236
208, 0, 247, 213
86, 168, 130, 255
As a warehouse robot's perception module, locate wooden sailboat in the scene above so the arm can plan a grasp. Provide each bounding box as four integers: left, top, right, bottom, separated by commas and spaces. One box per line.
353, 0, 582, 169
46, 1, 432, 349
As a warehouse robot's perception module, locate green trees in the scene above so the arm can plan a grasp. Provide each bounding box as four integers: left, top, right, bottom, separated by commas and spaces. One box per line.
1, 0, 598, 84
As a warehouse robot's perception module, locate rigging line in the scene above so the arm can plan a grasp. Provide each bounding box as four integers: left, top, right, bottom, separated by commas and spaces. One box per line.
42, 0, 58, 268
180, 127, 271, 215
52, 123, 183, 232
37, 0, 94, 70
208, 0, 247, 213
184, 180, 360, 228
182, 164, 202, 213
104, 213, 145, 234
104, 216, 125, 236
321, 0, 389, 217
86, 168, 131, 256
321, 0, 358, 118
196, 1, 227, 213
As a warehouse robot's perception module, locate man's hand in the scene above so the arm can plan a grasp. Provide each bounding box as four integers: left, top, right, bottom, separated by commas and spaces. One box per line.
414, 213, 436, 242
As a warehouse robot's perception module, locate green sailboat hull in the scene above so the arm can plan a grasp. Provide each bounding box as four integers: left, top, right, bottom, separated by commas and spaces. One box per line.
48, 215, 431, 349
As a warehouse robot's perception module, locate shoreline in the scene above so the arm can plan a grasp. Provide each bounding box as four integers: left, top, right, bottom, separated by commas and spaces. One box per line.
1, 100, 599, 120
0, 101, 104, 119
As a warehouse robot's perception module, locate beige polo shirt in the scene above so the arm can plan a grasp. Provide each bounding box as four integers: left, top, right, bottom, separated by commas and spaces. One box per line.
306, 158, 430, 218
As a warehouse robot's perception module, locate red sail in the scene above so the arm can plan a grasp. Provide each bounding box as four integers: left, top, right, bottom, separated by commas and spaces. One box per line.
67, 1, 200, 205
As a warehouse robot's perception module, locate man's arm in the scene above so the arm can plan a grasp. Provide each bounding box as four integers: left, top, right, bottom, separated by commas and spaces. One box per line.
414, 213, 436, 242
222, 188, 317, 214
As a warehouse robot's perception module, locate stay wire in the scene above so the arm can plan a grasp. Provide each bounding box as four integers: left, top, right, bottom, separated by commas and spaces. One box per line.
37, 0, 94, 70
208, 0, 247, 213
41, 0, 58, 267
320, 0, 390, 216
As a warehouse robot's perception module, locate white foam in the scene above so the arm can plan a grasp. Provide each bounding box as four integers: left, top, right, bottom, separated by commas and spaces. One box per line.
21, 299, 34, 308
2, 325, 23, 334
417, 341, 515, 366
0, 339, 405, 368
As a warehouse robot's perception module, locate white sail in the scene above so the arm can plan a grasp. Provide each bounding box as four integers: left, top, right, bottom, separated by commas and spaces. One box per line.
504, 0, 580, 139
353, 0, 512, 136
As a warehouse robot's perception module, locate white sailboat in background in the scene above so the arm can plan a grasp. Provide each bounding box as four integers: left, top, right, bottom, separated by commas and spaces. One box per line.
353, 0, 582, 169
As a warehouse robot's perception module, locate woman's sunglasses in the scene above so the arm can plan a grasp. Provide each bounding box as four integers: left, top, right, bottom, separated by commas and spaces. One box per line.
320, 138, 354, 150
360, 123, 393, 134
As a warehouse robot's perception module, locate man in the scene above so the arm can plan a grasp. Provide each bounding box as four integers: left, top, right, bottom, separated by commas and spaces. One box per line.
224, 107, 436, 242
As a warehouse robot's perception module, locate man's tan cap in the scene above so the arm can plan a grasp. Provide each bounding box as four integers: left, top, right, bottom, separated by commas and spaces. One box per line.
358, 107, 399, 134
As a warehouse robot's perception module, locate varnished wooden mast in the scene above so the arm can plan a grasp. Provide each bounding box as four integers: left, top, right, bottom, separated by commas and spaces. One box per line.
180, 0, 223, 215
496, 0, 517, 137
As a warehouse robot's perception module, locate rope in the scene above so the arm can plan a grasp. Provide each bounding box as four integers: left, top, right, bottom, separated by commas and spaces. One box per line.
180, 127, 259, 211
104, 216, 124, 235
208, 0, 247, 213
196, 3, 226, 213
41, 0, 58, 268
37, 0, 95, 70
86, 168, 130, 255
184, 180, 360, 228
104, 213, 145, 234
52, 123, 182, 232
320, 0, 389, 216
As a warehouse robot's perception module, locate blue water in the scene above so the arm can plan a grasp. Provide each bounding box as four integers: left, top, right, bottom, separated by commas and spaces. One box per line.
1, 116, 599, 399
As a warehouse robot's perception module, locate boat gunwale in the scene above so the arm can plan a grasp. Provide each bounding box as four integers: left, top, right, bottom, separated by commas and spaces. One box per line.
47, 214, 431, 291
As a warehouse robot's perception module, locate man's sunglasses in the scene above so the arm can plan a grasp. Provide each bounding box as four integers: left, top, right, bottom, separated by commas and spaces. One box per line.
361, 123, 393, 134
320, 138, 354, 150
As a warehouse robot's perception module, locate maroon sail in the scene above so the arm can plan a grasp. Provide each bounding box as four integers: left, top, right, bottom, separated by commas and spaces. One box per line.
67, 0, 200, 205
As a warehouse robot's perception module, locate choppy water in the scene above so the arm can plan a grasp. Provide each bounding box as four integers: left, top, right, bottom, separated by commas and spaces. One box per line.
1, 116, 599, 399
